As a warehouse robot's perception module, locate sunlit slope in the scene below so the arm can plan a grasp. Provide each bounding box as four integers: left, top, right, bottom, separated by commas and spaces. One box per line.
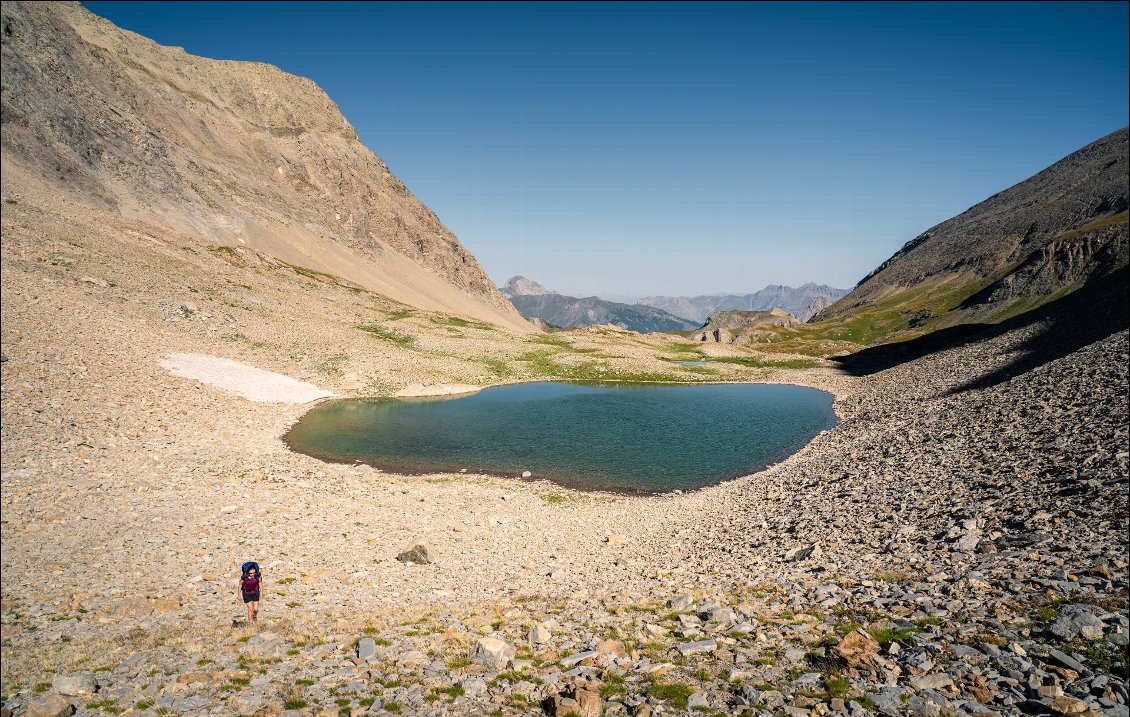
0, 2, 531, 331
809, 128, 1127, 347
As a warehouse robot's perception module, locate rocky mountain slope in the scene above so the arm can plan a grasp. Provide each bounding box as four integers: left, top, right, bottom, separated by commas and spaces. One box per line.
0, 1, 530, 331
813, 128, 1128, 342
641, 283, 848, 323
501, 276, 698, 332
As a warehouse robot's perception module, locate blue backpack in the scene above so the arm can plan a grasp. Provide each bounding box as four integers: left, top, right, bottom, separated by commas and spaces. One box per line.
241, 561, 261, 579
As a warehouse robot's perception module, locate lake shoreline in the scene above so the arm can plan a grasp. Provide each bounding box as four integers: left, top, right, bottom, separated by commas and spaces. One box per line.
283, 380, 839, 496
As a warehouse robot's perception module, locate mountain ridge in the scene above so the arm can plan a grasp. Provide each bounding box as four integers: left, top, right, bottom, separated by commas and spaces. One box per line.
814, 127, 1128, 339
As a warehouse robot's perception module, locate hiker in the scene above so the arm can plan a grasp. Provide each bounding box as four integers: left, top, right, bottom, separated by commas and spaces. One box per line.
239, 562, 261, 624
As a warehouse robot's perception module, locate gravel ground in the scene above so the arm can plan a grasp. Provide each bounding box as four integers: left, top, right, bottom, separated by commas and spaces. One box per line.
1, 192, 1126, 716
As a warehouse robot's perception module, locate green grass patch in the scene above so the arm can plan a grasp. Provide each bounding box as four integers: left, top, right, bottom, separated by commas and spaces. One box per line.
519, 349, 690, 383
384, 308, 415, 320
283, 699, 307, 710
825, 677, 851, 697
712, 356, 821, 369
875, 571, 910, 584
1060, 210, 1128, 240
280, 261, 340, 284
601, 673, 627, 698
479, 357, 512, 377
431, 315, 494, 330
356, 323, 415, 348
526, 334, 576, 349
648, 682, 694, 709
866, 626, 921, 648
1068, 640, 1129, 677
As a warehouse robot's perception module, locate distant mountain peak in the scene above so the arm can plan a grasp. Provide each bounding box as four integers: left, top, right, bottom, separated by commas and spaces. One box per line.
500, 275, 555, 298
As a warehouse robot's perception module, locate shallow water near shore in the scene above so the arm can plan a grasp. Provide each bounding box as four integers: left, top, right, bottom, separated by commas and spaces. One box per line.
285, 381, 836, 493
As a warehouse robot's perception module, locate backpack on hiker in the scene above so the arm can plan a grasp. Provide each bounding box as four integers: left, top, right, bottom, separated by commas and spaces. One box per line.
241, 561, 261, 579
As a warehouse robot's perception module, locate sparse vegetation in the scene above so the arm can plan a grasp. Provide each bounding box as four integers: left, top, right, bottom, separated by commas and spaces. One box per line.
356, 323, 416, 348
648, 681, 694, 709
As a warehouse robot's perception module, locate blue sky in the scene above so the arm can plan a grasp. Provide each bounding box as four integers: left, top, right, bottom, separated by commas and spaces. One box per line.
84, 2, 1129, 300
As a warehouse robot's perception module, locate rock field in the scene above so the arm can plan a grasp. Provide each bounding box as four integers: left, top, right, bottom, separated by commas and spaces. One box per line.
1, 191, 1128, 717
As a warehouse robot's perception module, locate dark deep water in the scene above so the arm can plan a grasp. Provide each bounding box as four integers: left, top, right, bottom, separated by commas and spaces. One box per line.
284, 381, 836, 493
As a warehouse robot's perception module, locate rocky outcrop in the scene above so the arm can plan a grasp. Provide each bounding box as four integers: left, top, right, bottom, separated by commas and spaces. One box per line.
693, 308, 800, 344
799, 294, 832, 322
0, 1, 529, 330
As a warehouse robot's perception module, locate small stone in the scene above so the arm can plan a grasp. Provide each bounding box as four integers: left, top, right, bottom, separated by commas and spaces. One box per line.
356, 637, 377, 660
1048, 695, 1089, 714
471, 637, 514, 670
529, 623, 552, 645
910, 673, 954, 691
574, 688, 603, 717
51, 673, 97, 696
832, 629, 882, 671
1050, 606, 1105, 641
604, 534, 626, 545
560, 649, 598, 667
686, 693, 709, 710
596, 639, 626, 657
396, 543, 432, 564
23, 695, 74, 717
521, 470, 532, 478
1046, 649, 1088, 674
676, 638, 717, 656
785, 544, 821, 561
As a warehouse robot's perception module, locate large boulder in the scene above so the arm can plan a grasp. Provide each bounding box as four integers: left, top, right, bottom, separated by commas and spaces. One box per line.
832, 629, 883, 672
471, 637, 514, 670
50, 674, 97, 696
24, 695, 75, 717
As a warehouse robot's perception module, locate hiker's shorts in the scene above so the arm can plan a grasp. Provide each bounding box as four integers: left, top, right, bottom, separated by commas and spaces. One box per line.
242, 591, 260, 603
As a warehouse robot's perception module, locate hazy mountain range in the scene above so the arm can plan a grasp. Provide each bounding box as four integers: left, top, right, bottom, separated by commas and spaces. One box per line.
500, 277, 849, 331
640, 284, 848, 324
499, 277, 698, 333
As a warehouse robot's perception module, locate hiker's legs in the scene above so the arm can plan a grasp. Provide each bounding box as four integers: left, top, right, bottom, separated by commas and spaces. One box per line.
250, 600, 259, 622
246, 601, 254, 623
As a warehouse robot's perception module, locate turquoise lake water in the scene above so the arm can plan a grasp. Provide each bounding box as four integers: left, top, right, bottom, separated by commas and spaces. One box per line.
284, 381, 836, 493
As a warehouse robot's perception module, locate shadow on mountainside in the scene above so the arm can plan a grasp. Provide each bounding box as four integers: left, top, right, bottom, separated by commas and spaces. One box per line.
831, 266, 1129, 395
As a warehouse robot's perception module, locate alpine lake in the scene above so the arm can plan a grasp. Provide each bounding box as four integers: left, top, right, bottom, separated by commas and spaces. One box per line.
284, 381, 837, 494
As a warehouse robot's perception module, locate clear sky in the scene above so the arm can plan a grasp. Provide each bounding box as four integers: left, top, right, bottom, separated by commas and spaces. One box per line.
84, 2, 1129, 300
